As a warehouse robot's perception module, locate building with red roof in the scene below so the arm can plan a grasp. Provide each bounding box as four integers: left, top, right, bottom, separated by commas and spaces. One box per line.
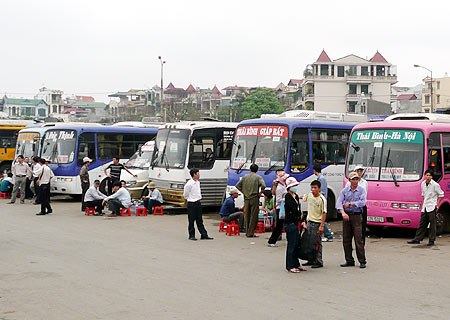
301, 50, 397, 115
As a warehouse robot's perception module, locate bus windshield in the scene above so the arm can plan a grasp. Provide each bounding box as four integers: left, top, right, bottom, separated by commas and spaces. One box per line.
41, 130, 77, 164
230, 125, 288, 170
347, 129, 424, 182
125, 142, 155, 169
15, 132, 41, 158
153, 128, 189, 169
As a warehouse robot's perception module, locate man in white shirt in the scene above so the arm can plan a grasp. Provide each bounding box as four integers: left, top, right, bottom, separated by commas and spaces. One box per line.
103, 181, 132, 217
9, 155, 28, 204
30, 156, 42, 205
36, 158, 55, 215
83, 180, 107, 215
408, 170, 444, 247
183, 168, 213, 241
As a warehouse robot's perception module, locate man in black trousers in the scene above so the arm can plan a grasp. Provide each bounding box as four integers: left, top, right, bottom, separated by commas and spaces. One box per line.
183, 168, 213, 241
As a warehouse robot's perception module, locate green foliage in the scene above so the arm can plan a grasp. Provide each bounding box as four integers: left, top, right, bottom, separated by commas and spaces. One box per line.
240, 88, 285, 119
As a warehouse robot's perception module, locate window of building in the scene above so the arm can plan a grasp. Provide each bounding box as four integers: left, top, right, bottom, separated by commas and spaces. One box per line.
376, 65, 385, 76
437, 81, 440, 90
437, 95, 441, 104
348, 101, 357, 113
361, 84, 369, 94
428, 82, 432, 90
361, 66, 369, 76
37, 109, 46, 117
348, 84, 357, 94
347, 66, 357, 76
311, 129, 348, 164
320, 64, 329, 76
337, 66, 344, 77
425, 95, 430, 104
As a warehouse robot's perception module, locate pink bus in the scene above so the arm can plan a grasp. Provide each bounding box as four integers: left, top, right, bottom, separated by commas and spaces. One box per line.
345, 114, 450, 233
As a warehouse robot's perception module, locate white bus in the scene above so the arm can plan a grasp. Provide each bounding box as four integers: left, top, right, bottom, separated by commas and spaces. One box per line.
149, 121, 237, 207
123, 140, 155, 198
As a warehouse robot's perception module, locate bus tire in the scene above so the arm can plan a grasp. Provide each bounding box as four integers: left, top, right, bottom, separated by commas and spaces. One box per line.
327, 191, 337, 220
0, 162, 11, 174
436, 204, 450, 235
99, 178, 108, 195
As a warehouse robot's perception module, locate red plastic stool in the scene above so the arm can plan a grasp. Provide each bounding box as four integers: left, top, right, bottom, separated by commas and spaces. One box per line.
85, 207, 96, 216
255, 222, 265, 233
226, 222, 240, 236
120, 208, 131, 216
136, 207, 148, 216
219, 220, 236, 232
0, 192, 11, 199
153, 206, 164, 215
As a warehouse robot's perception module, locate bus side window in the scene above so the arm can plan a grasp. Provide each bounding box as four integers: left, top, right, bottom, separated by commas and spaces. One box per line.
290, 128, 309, 173
429, 133, 442, 181
442, 133, 450, 174
77, 132, 96, 166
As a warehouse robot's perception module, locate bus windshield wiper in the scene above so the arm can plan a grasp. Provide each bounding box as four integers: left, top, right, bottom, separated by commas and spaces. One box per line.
236, 143, 257, 174
384, 147, 399, 187
264, 163, 283, 175
351, 143, 360, 152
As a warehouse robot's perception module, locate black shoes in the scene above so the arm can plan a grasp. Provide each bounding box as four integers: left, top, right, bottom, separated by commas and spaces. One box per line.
302, 261, 315, 266
36, 212, 47, 215
200, 236, 214, 240
407, 239, 420, 244
340, 262, 355, 267
311, 264, 323, 269
189, 237, 197, 241
427, 242, 435, 247
360, 263, 367, 269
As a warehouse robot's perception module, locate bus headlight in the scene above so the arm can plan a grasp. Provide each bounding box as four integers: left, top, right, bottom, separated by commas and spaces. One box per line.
65, 178, 73, 182
391, 203, 399, 209
407, 204, 421, 210
170, 183, 185, 189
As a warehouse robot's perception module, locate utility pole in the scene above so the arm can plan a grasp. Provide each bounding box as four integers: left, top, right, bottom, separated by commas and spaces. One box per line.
158, 56, 166, 121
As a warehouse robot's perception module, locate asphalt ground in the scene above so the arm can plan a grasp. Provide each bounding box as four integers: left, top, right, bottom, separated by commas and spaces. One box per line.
1, 197, 450, 319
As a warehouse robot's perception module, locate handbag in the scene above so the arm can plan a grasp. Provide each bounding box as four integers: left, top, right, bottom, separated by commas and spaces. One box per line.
278, 199, 285, 219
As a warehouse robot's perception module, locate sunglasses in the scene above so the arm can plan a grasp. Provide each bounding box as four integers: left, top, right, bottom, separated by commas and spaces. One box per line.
351, 177, 359, 180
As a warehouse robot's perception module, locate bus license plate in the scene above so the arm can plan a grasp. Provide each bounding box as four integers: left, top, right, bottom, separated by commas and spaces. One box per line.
367, 216, 384, 223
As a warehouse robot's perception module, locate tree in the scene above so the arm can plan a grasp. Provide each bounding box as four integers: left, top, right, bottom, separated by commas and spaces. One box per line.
240, 88, 285, 120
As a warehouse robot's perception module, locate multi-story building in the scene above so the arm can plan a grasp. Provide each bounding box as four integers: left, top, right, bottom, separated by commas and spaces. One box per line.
0, 96, 48, 119
302, 50, 397, 114
420, 74, 450, 113
34, 87, 64, 115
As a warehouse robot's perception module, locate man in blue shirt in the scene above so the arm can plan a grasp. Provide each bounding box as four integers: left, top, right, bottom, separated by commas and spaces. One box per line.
336, 171, 367, 269
219, 187, 244, 232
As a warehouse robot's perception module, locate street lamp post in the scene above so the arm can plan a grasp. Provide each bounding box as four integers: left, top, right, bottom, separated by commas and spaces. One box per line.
158, 56, 166, 122
414, 64, 433, 113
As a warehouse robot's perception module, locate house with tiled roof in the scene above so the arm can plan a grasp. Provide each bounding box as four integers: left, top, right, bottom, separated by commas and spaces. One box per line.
0, 97, 48, 119
302, 50, 397, 115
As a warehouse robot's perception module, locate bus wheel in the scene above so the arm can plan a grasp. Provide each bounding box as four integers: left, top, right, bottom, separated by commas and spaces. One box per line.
327, 192, 337, 220
436, 207, 449, 235
99, 178, 108, 195
0, 162, 11, 174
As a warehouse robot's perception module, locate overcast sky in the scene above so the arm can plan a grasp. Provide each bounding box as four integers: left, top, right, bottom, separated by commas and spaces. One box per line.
1, 0, 448, 102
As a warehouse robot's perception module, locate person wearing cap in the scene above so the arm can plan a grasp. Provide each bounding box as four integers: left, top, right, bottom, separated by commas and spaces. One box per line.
268, 169, 289, 247
284, 176, 305, 273
219, 187, 244, 232
336, 171, 367, 268
345, 165, 368, 243
83, 180, 107, 215
143, 181, 163, 214
80, 157, 92, 211
236, 164, 266, 238
36, 157, 55, 215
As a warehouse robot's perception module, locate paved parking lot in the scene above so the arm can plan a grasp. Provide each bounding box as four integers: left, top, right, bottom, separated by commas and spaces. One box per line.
1, 197, 450, 320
